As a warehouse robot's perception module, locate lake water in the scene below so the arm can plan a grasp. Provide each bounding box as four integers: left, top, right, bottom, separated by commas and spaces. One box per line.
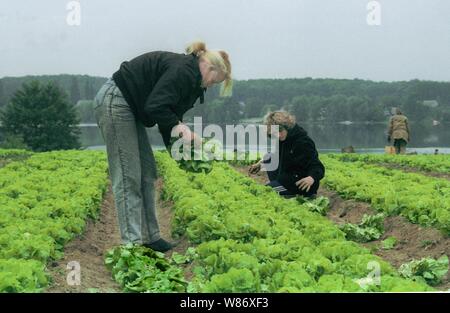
82, 122, 450, 154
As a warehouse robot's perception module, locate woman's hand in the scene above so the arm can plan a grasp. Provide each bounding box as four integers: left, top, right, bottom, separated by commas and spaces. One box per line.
191, 131, 203, 147
173, 123, 202, 144
248, 160, 262, 174
295, 176, 315, 192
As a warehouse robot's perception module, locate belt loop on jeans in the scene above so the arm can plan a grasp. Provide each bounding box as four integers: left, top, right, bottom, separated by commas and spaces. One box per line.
100, 83, 115, 107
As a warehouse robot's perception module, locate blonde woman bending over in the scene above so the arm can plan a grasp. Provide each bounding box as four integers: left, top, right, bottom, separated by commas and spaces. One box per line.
94, 41, 232, 251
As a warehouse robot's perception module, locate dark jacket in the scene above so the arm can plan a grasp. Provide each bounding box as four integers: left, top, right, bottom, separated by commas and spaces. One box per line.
112, 51, 206, 147
275, 124, 325, 194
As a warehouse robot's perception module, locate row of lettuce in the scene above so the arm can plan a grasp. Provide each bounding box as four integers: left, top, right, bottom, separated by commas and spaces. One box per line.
0, 150, 109, 292
106, 152, 433, 292
321, 155, 450, 234
331, 153, 450, 174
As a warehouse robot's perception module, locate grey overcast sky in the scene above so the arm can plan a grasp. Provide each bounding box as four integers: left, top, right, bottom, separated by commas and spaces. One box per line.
0, 0, 449, 81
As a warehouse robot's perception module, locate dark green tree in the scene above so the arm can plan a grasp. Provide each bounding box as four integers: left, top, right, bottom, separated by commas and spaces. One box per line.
0, 80, 81, 151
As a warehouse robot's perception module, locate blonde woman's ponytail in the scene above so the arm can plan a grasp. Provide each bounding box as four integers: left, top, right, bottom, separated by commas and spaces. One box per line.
185, 41, 207, 57
217, 50, 233, 97
185, 41, 233, 97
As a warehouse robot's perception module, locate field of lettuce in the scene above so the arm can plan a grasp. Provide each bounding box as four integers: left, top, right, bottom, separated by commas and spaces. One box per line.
106, 152, 448, 292
0, 149, 449, 293
331, 153, 450, 174
321, 155, 450, 233
0, 149, 109, 292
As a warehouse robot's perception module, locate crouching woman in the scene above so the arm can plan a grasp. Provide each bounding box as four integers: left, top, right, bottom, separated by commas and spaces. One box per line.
249, 111, 325, 198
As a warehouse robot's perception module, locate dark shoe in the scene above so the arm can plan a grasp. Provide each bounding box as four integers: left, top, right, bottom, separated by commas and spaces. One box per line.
143, 238, 174, 253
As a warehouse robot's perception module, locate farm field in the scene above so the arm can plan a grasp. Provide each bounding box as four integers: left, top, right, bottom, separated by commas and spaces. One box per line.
0, 150, 109, 292
321, 155, 450, 233
329, 153, 450, 180
0, 149, 449, 293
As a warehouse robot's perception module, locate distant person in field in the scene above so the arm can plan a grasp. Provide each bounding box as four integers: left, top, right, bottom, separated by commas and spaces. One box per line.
387, 108, 410, 154
93, 41, 232, 252
249, 111, 325, 198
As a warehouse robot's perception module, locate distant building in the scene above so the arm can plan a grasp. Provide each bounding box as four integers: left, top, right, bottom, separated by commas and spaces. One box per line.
423, 100, 439, 108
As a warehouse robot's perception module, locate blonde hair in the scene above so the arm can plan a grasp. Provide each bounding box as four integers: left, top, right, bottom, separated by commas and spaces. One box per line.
185, 41, 233, 97
264, 111, 296, 130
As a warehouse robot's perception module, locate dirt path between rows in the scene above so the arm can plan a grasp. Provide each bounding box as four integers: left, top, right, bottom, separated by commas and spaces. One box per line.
46, 178, 192, 293
0, 155, 31, 169
373, 162, 450, 181
321, 187, 450, 292
0, 159, 8, 168
234, 165, 450, 291
155, 178, 195, 282
46, 184, 122, 293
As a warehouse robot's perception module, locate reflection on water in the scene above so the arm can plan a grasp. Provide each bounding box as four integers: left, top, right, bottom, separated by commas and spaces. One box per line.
81, 122, 450, 154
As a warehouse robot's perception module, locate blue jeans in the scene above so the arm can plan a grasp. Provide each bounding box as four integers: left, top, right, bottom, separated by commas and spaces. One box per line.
94, 78, 160, 245
265, 169, 296, 197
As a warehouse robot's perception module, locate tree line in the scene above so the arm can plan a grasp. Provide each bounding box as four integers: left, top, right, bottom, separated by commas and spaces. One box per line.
185, 78, 450, 124
0, 75, 106, 108
0, 75, 449, 151
1, 76, 450, 125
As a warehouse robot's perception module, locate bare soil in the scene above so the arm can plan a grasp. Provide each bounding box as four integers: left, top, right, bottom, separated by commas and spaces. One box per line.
0, 159, 8, 168
376, 162, 450, 180
46, 178, 194, 293
0, 155, 31, 168
46, 184, 122, 293
155, 178, 195, 282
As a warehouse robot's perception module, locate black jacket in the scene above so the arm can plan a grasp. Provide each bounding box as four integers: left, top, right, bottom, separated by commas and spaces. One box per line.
112, 51, 206, 147
275, 124, 325, 194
